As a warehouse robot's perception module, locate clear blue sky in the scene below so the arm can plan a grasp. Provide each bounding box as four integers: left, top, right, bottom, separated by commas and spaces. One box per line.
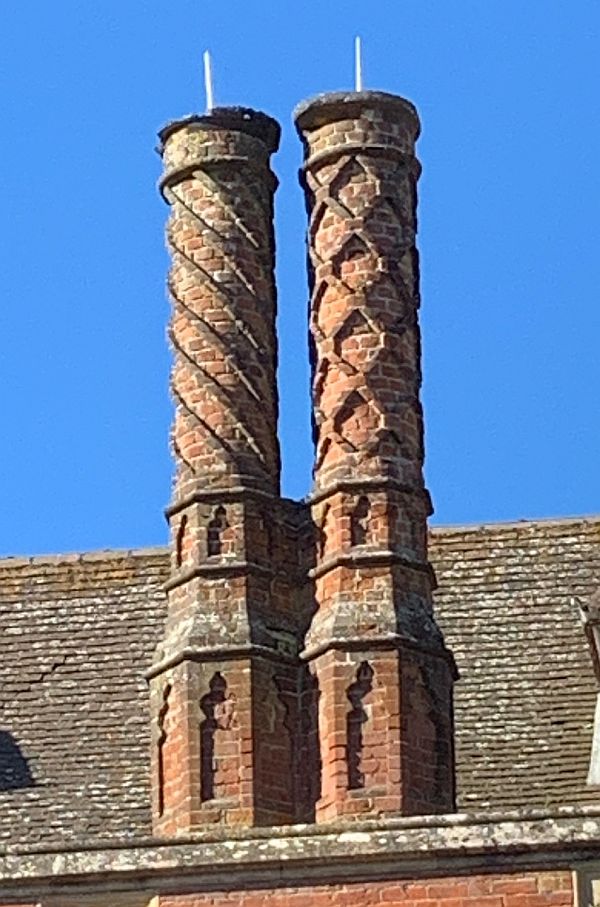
1, 1, 598, 555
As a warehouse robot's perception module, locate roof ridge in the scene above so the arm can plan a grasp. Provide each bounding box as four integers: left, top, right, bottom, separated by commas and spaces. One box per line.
0, 545, 170, 568
430, 513, 600, 534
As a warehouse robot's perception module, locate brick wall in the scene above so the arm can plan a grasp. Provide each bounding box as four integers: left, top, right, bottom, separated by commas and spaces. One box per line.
0, 869, 578, 906
156, 870, 573, 907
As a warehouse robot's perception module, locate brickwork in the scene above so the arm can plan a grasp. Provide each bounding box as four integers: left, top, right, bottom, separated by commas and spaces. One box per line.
156, 870, 573, 907
160, 108, 281, 500
150, 94, 459, 833
1, 81, 600, 905
295, 92, 456, 821
2, 518, 598, 848
153, 109, 307, 833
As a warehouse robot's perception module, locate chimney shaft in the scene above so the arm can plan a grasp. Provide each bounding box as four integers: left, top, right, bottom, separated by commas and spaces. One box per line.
160, 109, 281, 503
152, 109, 302, 833
150, 92, 457, 833
296, 92, 456, 821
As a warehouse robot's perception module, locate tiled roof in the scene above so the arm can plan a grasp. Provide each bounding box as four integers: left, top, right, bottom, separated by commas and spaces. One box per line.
431, 517, 600, 812
0, 550, 168, 847
0, 516, 598, 846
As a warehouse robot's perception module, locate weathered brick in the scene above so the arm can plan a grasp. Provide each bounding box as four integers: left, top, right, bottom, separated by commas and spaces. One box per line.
152, 109, 306, 832
155, 871, 573, 907
295, 91, 456, 821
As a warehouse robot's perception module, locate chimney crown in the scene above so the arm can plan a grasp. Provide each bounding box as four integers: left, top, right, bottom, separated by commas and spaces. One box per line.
294, 90, 420, 136
159, 106, 281, 154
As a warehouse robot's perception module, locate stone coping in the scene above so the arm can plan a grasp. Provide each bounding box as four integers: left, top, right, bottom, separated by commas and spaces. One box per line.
4, 807, 600, 893
157, 107, 281, 154
294, 90, 420, 134
0, 545, 170, 567
430, 512, 600, 534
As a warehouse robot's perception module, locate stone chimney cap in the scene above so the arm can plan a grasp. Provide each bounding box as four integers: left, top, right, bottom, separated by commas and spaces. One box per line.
294, 90, 420, 137
158, 107, 281, 154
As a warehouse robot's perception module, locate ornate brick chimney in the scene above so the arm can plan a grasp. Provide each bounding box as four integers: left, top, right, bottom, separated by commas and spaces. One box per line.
149, 108, 302, 833
295, 91, 457, 821
149, 91, 457, 835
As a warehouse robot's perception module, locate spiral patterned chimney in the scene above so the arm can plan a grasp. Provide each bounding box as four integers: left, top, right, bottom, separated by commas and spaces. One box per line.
150, 108, 304, 834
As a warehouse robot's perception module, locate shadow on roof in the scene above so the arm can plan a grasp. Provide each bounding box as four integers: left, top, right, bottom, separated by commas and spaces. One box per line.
0, 731, 36, 791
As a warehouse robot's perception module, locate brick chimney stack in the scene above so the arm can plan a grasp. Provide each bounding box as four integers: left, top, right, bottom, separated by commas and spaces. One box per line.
295, 92, 457, 821
150, 108, 302, 834
161, 108, 281, 500
149, 92, 457, 835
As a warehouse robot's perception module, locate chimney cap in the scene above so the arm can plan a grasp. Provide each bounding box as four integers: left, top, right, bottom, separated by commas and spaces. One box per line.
294, 90, 419, 136
158, 107, 281, 154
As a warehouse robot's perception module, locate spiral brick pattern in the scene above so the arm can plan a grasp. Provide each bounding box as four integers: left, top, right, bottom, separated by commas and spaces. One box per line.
152, 111, 303, 835
160, 111, 281, 501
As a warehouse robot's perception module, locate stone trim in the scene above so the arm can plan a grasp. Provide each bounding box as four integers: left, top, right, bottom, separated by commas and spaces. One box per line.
165, 486, 279, 519
163, 559, 273, 593
300, 632, 457, 668
0, 547, 169, 568
4, 809, 600, 896
145, 642, 299, 681
430, 513, 600, 534
158, 108, 281, 154
307, 548, 434, 582
294, 91, 420, 133
308, 477, 432, 510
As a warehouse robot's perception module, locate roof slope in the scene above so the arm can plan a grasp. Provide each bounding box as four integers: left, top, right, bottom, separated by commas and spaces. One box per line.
0, 550, 168, 847
0, 517, 598, 846
432, 517, 600, 812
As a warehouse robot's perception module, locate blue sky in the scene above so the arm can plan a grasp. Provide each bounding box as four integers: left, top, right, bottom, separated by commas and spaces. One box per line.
1, 1, 598, 555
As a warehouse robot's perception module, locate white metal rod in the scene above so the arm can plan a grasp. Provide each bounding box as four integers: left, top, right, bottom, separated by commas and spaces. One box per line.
355, 36, 363, 91
203, 50, 214, 112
